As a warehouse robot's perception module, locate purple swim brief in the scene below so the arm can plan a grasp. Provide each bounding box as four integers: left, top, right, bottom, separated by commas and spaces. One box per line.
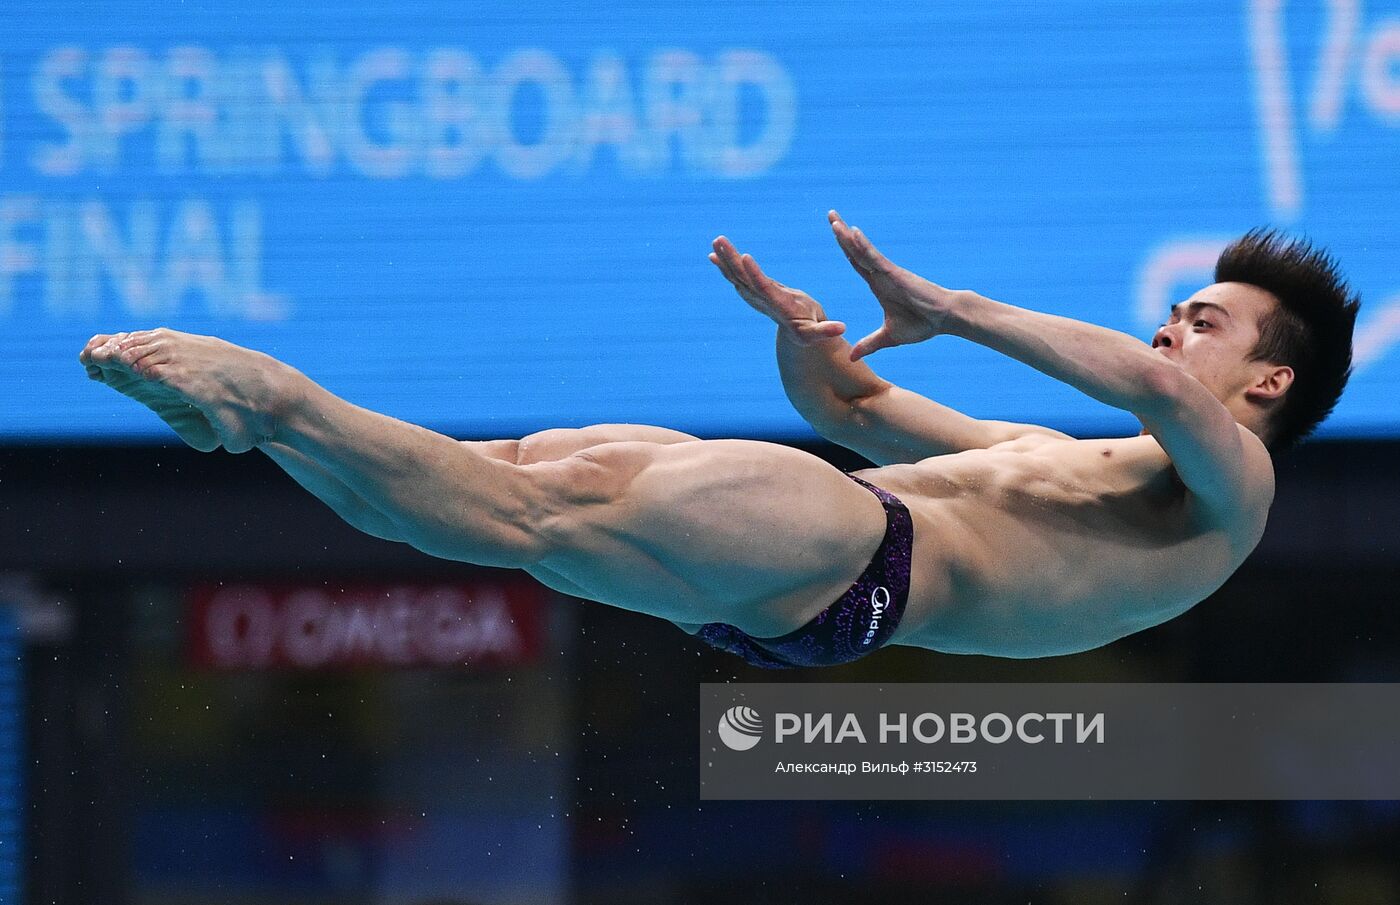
696, 473, 913, 669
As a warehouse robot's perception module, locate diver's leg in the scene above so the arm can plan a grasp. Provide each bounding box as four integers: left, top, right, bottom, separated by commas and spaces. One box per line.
259, 443, 407, 540
83, 330, 886, 629
522, 438, 890, 631
264, 388, 885, 630
255, 427, 699, 544
511, 424, 700, 464
83, 330, 697, 545
82, 329, 538, 565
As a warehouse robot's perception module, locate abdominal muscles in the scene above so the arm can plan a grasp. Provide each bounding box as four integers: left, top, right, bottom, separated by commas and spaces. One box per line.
879, 441, 1243, 658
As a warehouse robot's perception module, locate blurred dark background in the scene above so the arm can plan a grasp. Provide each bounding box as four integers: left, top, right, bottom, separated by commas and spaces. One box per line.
4, 0, 1399, 899
3, 436, 1398, 905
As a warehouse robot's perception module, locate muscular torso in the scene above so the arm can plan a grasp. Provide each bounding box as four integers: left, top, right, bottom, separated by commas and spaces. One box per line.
856, 433, 1270, 657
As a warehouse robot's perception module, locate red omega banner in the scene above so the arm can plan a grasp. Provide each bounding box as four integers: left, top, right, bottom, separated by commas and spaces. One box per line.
186, 581, 546, 670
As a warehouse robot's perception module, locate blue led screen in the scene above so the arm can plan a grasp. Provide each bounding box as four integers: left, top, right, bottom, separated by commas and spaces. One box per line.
4, 1, 1399, 441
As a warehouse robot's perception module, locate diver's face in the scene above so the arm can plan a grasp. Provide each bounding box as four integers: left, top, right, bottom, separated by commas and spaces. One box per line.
1150, 281, 1280, 404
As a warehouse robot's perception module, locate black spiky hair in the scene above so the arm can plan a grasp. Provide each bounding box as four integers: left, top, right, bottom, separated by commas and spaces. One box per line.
1214, 228, 1361, 453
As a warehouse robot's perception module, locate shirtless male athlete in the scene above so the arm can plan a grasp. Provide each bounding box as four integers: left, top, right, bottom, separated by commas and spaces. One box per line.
79, 211, 1360, 667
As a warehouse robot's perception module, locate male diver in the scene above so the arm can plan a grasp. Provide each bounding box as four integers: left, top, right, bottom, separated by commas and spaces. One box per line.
80, 212, 1359, 667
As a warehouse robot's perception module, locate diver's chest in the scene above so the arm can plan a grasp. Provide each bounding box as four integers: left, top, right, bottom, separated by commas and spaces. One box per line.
994, 445, 1184, 508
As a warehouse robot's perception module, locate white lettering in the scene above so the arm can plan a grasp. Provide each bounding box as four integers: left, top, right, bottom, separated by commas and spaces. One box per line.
3, 196, 288, 320
346, 46, 415, 178
1247, 0, 1303, 216
575, 51, 643, 172
491, 49, 578, 179
643, 49, 707, 172
94, 46, 154, 171
32, 47, 89, 176
0, 196, 41, 315
1250, 1, 1400, 221
862, 585, 891, 645
711, 49, 797, 177
834, 713, 867, 744
162, 199, 228, 315
912, 712, 945, 743
805, 713, 833, 743
1353, 291, 1400, 368
421, 49, 487, 179
261, 50, 337, 176
1309, 0, 1360, 132
861, 710, 1105, 744
76, 198, 159, 314
156, 46, 219, 173
1363, 19, 1400, 120
1016, 713, 1045, 743
1077, 712, 1106, 744
980, 712, 1013, 744
27, 45, 796, 179
228, 200, 290, 320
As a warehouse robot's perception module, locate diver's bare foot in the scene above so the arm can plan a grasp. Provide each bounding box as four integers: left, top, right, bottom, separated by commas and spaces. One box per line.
80, 329, 300, 453
81, 333, 220, 450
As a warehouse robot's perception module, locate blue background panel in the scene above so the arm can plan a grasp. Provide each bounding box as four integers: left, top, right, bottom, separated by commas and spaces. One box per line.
3, 1, 1398, 441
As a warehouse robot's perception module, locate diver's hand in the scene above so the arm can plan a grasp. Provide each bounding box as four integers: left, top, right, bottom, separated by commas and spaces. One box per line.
709, 236, 847, 346
828, 210, 962, 361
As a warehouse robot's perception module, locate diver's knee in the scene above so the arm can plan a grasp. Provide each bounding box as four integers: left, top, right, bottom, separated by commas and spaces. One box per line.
464, 438, 521, 464
516, 429, 566, 465
525, 444, 649, 551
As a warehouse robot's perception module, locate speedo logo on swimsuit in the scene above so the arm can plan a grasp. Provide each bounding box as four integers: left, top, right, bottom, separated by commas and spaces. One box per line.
861, 586, 891, 646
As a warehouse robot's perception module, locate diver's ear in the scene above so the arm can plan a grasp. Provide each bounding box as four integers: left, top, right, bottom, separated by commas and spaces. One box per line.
1247, 364, 1293, 403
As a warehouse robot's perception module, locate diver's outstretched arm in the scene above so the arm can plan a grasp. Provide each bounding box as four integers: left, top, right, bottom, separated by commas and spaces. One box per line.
711, 233, 1067, 466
